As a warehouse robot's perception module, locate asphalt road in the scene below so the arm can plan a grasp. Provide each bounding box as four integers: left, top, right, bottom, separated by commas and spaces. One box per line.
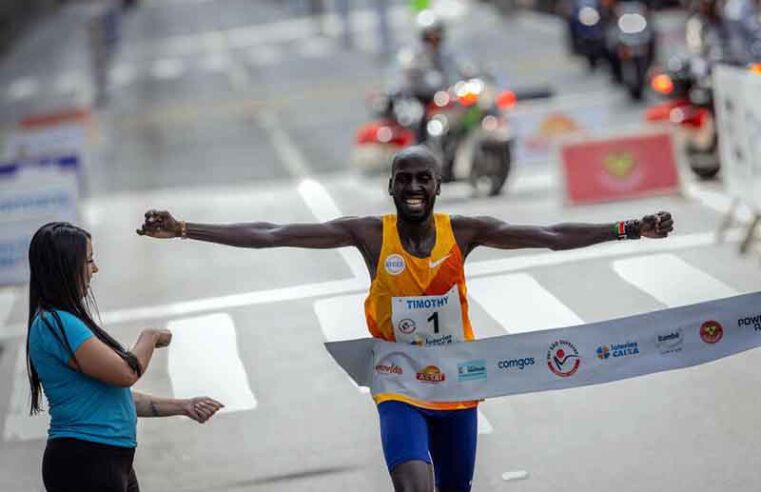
2, 1, 761, 491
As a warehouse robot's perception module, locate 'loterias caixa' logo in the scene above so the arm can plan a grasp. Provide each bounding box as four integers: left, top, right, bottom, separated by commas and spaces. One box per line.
546, 340, 581, 377
416, 365, 446, 383
700, 320, 724, 344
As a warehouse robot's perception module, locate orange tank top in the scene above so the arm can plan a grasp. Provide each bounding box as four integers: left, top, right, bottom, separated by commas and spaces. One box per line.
364, 213, 478, 411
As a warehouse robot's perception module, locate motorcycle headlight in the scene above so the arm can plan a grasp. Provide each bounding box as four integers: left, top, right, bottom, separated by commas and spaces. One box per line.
618, 13, 647, 34
579, 7, 600, 27
427, 115, 448, 137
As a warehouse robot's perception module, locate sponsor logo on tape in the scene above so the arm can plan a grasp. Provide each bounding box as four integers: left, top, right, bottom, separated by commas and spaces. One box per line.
738, 314, 761, 332
497, 357, 535, 371
596, 341, 639, 360
410, 334, 454, 347
546, 340, 581, 378
700, 320, 723, 344
416, 365, 446, 383
384, 254, 405, 275
458, 359, 487, 382
656, 329, 683, 354
375, 363, 403, 376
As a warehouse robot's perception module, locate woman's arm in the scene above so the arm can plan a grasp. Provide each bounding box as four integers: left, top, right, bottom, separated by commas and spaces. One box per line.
133, 392, 223, 422
71, 329, 171, 387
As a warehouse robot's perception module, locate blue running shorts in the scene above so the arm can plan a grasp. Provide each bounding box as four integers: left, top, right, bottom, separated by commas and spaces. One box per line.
377, 400, 477, 491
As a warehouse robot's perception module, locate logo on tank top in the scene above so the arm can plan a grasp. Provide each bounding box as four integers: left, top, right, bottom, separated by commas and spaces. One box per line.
384, 254, 406, 275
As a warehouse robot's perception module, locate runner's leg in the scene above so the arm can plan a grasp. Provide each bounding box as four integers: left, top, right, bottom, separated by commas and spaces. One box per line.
378, 401, 435, 492
428, 407, 478, 492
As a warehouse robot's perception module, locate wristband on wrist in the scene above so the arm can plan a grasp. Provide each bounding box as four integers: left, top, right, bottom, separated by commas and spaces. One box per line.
179, 221, 187, 239
615, 221, 627, 240
615, 220, 642, 240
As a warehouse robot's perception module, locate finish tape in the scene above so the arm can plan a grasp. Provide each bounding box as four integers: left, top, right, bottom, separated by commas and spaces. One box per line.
325, 292, 761, 401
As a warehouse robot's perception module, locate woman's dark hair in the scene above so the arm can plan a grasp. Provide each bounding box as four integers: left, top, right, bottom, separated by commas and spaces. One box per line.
26, 222, 141, 414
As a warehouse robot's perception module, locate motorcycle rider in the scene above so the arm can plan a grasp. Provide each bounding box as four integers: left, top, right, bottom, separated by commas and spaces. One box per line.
686, 0, 729, 61
396, 11, 469, 157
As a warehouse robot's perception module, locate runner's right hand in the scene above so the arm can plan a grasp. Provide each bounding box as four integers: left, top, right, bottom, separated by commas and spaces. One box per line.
137, 210, 181, 239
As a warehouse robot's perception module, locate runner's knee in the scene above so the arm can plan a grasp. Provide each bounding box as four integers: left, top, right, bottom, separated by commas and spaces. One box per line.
390, 460, 433, 492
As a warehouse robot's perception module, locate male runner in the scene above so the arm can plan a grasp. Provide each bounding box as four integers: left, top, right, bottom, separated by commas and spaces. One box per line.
137, 146, 673, 492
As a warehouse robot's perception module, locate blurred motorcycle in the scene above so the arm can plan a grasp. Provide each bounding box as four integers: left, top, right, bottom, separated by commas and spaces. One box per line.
646, 55, 719, 178
352, 76, 518, 196
566, 0, 606, 69
605, 1, 656, 100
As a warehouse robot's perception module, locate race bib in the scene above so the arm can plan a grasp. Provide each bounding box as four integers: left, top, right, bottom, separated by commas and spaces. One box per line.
391, 286, 464, 346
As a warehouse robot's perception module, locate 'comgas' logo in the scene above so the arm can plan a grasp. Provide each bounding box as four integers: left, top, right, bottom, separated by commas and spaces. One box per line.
700, 320, 723, 344
546, 340, 581, 378
384, 254, 406, 275
416, 365, 446, 383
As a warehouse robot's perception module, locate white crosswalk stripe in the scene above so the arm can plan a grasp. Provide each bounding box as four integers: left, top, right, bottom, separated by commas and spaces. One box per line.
3, 253, 753, 442
612, 254, 739, 307
469, 273, 583, 334
167, 313, 257, 413
150, 58, 186, 80
3, 345, 49, 442
313, 293, 370, 394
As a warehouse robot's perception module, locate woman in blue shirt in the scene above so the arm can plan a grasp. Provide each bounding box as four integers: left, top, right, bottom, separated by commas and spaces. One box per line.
26, 222, 224, 492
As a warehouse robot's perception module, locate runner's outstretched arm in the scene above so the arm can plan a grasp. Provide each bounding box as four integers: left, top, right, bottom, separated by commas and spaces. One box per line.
455, 211, 673, 256
136, 209, 371, 249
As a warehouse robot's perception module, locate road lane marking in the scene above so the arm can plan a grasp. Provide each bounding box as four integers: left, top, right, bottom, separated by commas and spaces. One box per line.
314, 293, 370, 393
477, 410, 493, 435
150, 59, 186, 80
167, 313, 256, 413
0, 229, 748, 340
469, 273, 583, 334
466, 229, 745, 278
612, 254, 738, 307
0, 289, 16, 328
298, 178, 368, 279
4, 345, 49, 441
7, 78, 39, 100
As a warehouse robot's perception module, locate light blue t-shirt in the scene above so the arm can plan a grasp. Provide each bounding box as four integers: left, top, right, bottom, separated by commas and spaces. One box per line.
28, 309, 137, 448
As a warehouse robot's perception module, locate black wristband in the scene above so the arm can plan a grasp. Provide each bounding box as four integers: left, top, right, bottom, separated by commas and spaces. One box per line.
624, 219, 641, 239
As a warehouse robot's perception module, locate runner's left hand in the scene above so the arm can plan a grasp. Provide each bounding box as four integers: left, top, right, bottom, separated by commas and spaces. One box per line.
640, 211, 673, 239
183, 397, 224, 423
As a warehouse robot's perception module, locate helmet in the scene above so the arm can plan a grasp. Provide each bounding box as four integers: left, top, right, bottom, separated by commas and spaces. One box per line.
416, 10, 445, 44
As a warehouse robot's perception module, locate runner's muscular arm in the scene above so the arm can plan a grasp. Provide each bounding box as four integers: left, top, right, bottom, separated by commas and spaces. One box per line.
137, 210, 368, 249
137, 210, 384, 274
453, 212, 673, 257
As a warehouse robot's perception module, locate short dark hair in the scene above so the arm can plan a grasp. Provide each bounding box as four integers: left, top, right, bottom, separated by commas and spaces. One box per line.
390, 145, 442, 177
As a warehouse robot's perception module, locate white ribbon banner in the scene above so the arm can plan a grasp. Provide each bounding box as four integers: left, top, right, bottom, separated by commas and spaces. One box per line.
325, 292, 761, 401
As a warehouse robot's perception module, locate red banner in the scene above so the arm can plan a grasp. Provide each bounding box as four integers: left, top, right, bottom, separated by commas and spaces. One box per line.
560, 132, 680, 204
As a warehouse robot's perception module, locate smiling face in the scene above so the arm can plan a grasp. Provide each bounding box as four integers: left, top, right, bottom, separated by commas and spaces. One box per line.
388, 147, 441, 224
